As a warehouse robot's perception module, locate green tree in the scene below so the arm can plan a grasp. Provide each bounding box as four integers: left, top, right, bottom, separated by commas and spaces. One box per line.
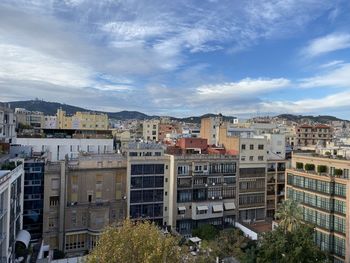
257, 224, 328, 263
87, 220, 187, 263
275, 199, 302, 232
192, 224, 219, 241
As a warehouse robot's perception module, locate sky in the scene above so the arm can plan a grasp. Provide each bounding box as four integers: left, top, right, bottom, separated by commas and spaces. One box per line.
1, 0, 350, 119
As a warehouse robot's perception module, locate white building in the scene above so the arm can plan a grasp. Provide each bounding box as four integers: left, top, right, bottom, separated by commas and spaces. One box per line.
0, 103, 16, 143
265, 134, 286, 160
16, 138, 114, 161
0, 162, 25, 262
44, 116, 58, 129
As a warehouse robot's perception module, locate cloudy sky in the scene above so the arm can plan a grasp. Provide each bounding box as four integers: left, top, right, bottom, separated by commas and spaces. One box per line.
1, 0, 350, 118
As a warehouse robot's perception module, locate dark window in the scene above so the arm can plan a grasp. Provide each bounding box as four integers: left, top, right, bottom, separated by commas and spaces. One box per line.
130, 191, 142, 203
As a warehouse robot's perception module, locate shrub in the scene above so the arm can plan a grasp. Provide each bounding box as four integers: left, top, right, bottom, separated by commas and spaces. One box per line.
296, 162, 303, 169
304, 163, 315, 171
317, 165, 327, 173
334, 169, 343, 176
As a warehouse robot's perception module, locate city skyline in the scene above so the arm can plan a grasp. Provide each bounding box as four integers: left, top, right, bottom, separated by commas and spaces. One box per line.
1, 0, 350, 118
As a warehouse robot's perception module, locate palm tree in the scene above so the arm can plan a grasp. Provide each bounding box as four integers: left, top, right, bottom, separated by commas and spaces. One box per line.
275, 199, 302, 232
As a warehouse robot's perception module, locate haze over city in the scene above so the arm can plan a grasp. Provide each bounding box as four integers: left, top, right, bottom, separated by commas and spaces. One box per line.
1, 0, 350, 118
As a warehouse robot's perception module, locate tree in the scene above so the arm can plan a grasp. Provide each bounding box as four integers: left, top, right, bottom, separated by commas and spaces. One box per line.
245, 200, 330, 263
87, 220, 187, 263
192, 224, 219, 241
256, 224, 329, 263
275, 199, 302, 232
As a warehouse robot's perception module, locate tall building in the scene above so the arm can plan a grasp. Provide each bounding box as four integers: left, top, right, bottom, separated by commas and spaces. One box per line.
23, 159, 45, 243
170, 153, 238, 236
142, 120, 160, 141
0, 160, 26, 262
0, 103, 16, 143
295, 124, 332, 147
200, 116, 223, 146
126, 143, 168, 226
286, 152, 349, 263
238, 136, 267, 222
42, 154, 126, 257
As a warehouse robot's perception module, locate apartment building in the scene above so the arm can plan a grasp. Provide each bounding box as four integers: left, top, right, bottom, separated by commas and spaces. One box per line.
142, 120, 160, 141
238, 136, 267, 223
16, 138, 114, 161
295, 124, 332, 147
286, 152, 350, 263
0, 161, 25, 262
126, 143, 169, 227
200, 116, 224, 146
170, 154, 237, 236
0, 103, 16, 143
15, 108, 44, 129
57, 109, 109, 130
23, 159, 45, 243
42, 154, 126, 257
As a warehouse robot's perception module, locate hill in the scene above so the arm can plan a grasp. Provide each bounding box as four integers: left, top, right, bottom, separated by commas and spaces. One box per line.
8, 100, 150, 120
276, 114, 347, 123
6, 100, 236, 122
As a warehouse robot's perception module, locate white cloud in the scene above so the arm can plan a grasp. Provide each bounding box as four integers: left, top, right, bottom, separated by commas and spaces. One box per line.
196, 78, 290, 101
0, 43, 92, 87
319, 60, 344, 68
300, 63, 350, 88
302, 33, 350, 57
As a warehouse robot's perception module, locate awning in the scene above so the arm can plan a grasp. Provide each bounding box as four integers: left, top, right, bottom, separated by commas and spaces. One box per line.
178, 206, 186, 211
197, 205, 208, 211
212, 204, 224, 213
16, 230, 31, 248
189, 237, 202, 243
224, 202, 236, 210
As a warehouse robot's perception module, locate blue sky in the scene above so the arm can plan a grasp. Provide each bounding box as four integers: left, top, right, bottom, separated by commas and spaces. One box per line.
1, 0, 350, 119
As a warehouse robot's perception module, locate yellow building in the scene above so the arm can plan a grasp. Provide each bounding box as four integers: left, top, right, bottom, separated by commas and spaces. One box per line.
56, 109, 108, 130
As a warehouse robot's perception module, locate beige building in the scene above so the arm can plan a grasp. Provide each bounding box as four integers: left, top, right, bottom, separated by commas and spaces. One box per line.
295, 124, 332, 147
170, 154, 237, 236
56, 109, 109, 130
286, 152, 350, 263
142, 120, 160, 141
15, 108, 44, 129
42, 154, 126, 257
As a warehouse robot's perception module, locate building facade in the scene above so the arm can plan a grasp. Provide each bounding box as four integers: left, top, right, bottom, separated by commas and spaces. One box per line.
142, 120, 160, 141
295, 124, 332, 147
23, 159, 45, 243
286, 153, 349, 263
16, 138, 114, 162
42, 154, 127, 257
0, 103, 16, 143
0, 162, 25, 262
170, 154, 237, 236
15, 108, 44, 129
126, 143, 169, 226
57, 109, 109, 130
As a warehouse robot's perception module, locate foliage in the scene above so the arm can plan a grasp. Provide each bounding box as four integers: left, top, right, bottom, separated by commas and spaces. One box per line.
317, 165, 327, 173
334, 169, 343, 176
192, 224, 219, 241
304, 163, 315, 171
87, 219, 187, 263
324, 151, 331, 156
1, 161, 17, 170
275, 199, 302, 232
256, 224, 329, 263
296, 162, 303, 169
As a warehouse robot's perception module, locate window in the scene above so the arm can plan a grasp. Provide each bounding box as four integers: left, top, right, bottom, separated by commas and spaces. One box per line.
250, 144, 254, 150
249, 156, 254, 161
241, 144, 246, 150
241, 156, 246, 161
258, 156, 264, 161
258, 144, 264, 150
